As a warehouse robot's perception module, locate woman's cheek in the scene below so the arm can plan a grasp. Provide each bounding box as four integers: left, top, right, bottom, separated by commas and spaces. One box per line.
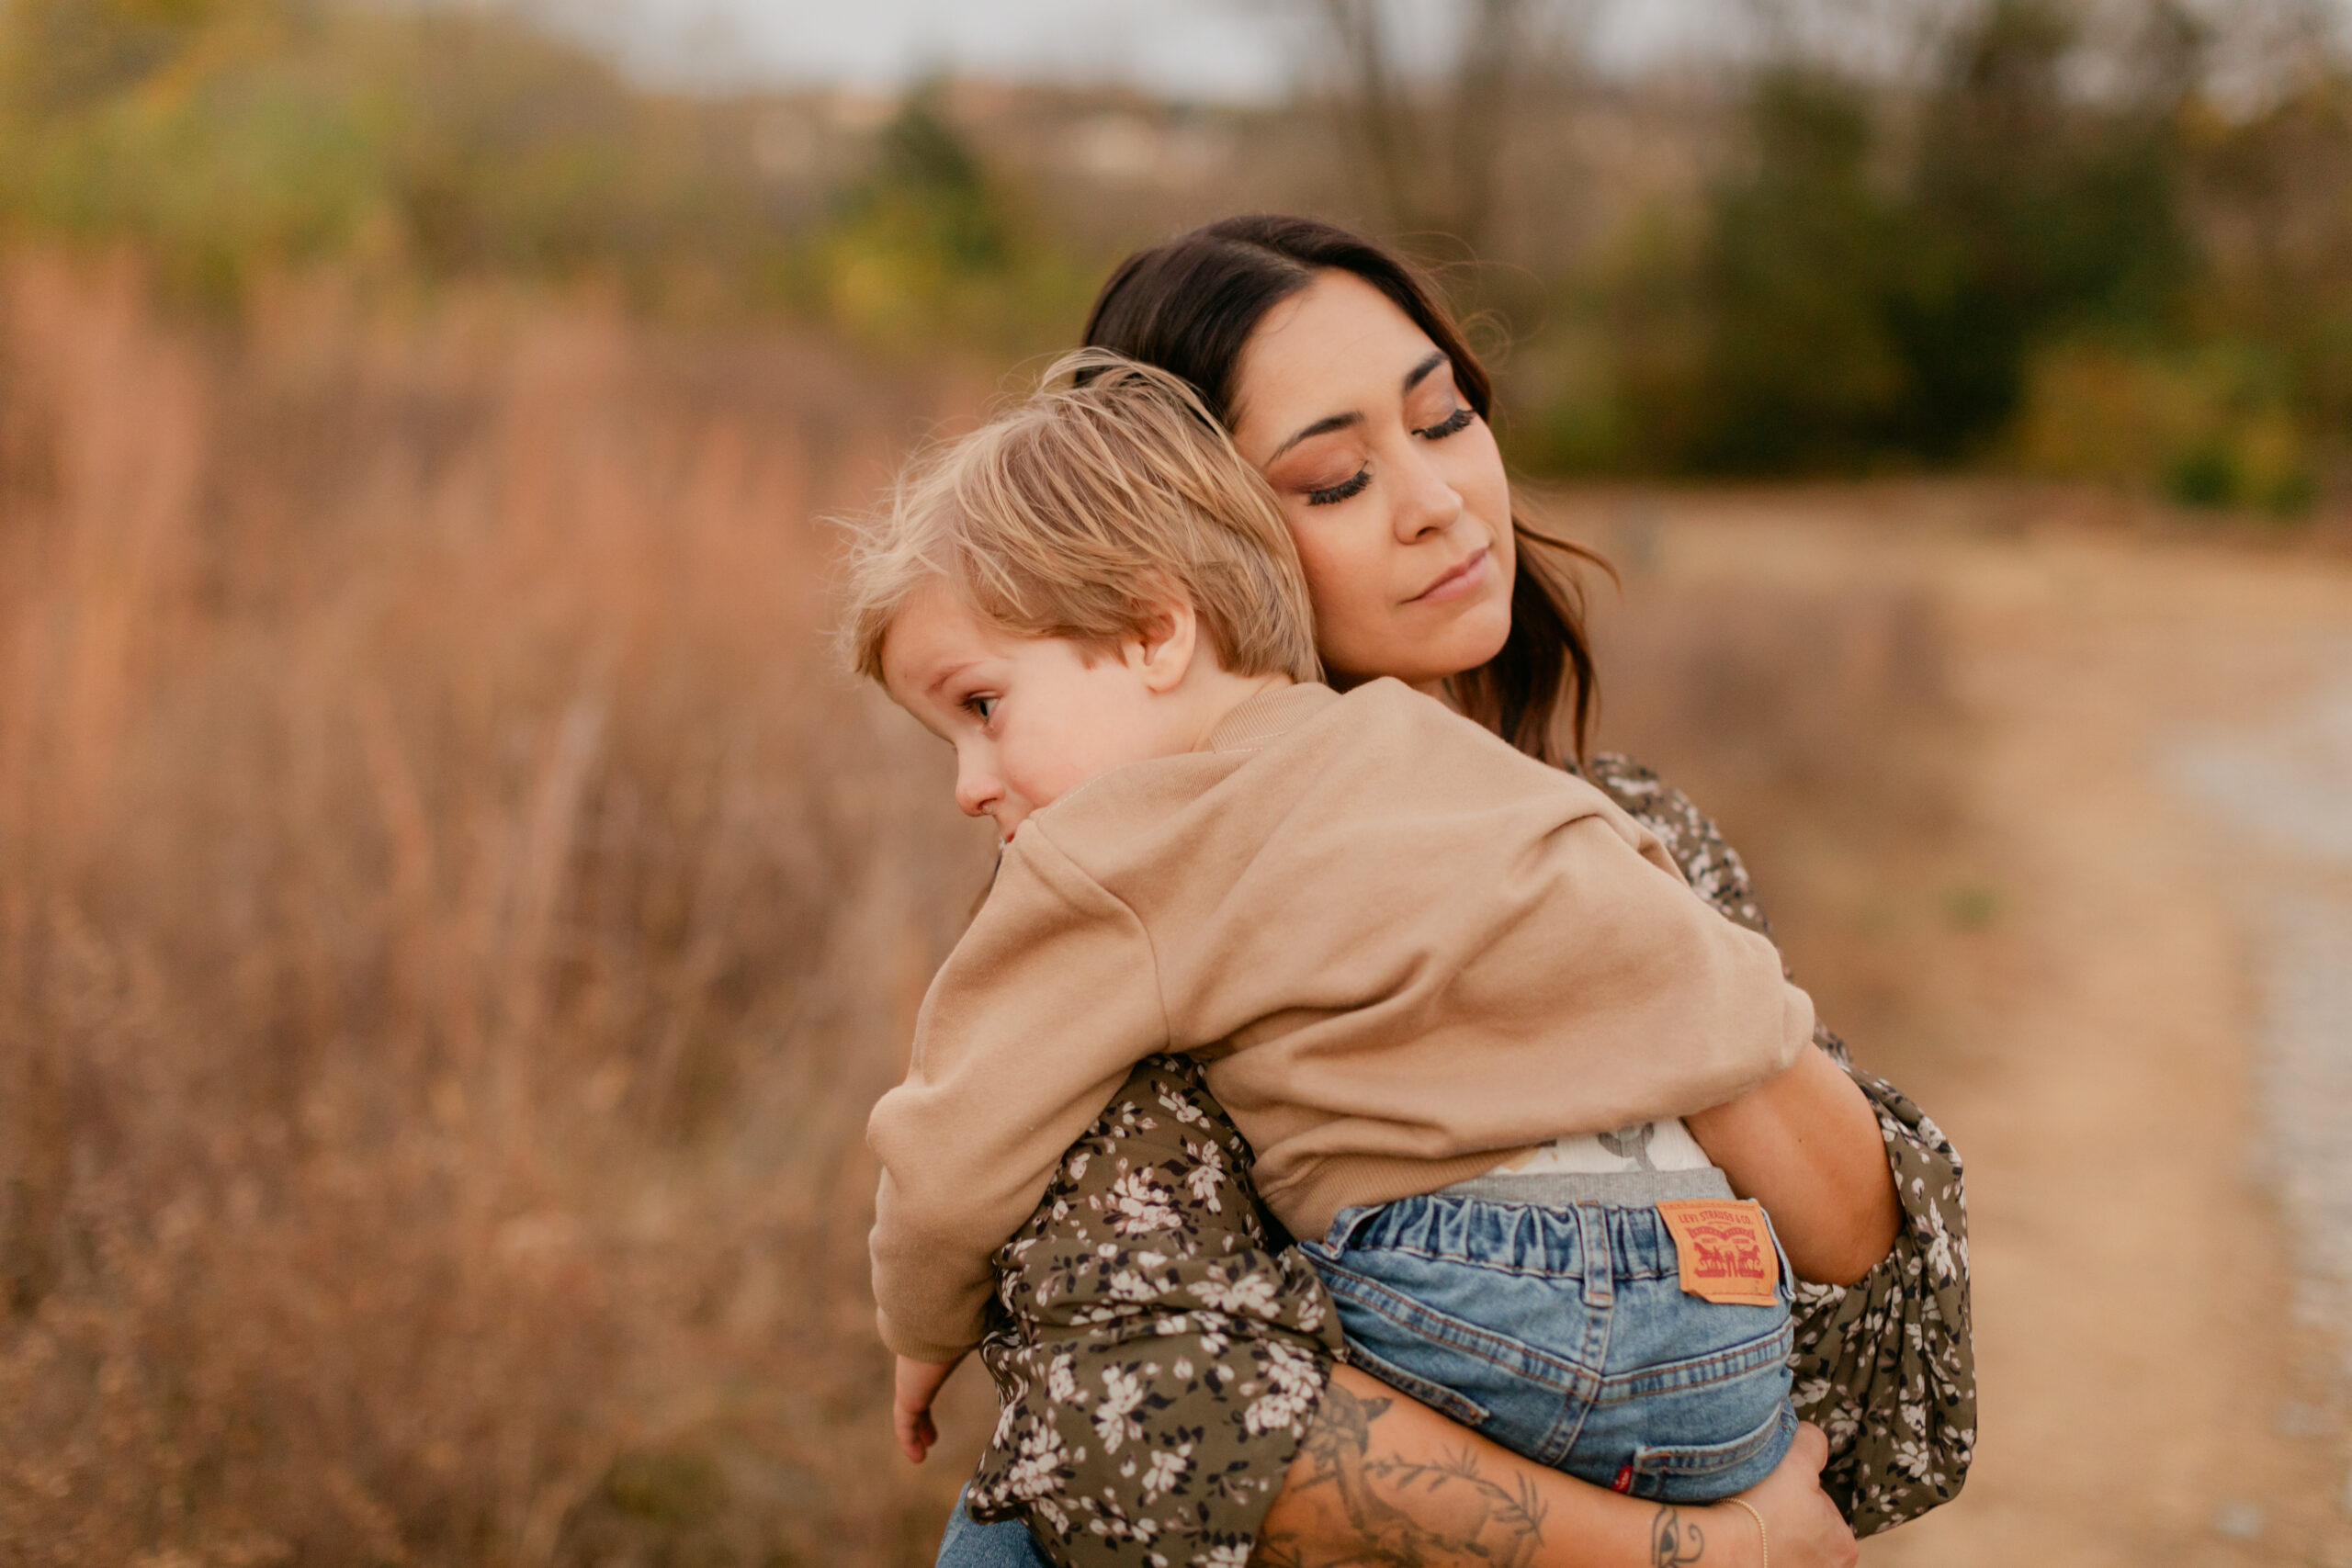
1290, 531, 1388, 673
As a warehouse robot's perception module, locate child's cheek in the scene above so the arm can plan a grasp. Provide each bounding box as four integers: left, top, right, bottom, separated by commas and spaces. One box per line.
1000, 736, 1067, 815
1031, 734, 1110, 812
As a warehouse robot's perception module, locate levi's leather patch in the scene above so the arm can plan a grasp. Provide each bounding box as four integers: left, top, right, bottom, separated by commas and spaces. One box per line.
1656, 1199, 1778, 1306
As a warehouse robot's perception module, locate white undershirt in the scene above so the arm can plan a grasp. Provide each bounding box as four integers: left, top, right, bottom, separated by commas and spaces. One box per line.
1485, 1118, 1713, 1178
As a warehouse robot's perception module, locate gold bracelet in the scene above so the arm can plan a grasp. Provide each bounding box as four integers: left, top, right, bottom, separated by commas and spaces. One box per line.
1724, 1497, 1768, 1568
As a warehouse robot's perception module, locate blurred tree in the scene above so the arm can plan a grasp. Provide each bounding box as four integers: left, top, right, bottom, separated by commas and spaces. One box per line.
802, 85, 1089, 355
1664, 0, 2196, 471
1683, 69, 1917, 471
849, 87, 1010, 276
0, 0, 2339, 497
0, 0, 798, 307
1313, 0, 1555, 254
375, 10, 649, 276
1892, 0, 2194, 454
2185, 42, 2352, 451
0, 0, 227, 120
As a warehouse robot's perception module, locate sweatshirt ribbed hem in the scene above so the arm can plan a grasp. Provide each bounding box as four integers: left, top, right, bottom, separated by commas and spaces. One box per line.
1267, 1145, 1541, 1244
1205, 682, 1336, 753
875, 1304, 973, 1365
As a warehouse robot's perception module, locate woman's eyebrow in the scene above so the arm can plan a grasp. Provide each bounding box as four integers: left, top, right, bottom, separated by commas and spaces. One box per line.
1267, 351, 1451, 461
1269, 411, 1363, 462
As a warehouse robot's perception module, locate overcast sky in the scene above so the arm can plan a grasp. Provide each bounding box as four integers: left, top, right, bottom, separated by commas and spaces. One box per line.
560, 0, 1738, 99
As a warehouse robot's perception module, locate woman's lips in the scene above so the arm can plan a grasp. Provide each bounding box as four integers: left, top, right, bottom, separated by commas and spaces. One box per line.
1408, 547, 1489, 605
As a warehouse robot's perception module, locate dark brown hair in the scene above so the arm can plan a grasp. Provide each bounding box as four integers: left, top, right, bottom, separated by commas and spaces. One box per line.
1081, 214, 1605, 765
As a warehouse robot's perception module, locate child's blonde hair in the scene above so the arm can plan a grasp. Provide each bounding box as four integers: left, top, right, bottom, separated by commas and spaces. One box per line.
842, 350, 1320, 685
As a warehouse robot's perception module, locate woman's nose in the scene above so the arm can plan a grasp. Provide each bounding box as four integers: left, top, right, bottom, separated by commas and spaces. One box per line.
1392, 446, 1464, 541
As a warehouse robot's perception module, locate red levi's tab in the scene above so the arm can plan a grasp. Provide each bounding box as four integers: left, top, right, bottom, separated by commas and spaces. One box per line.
1655, 1199, 1778, 1307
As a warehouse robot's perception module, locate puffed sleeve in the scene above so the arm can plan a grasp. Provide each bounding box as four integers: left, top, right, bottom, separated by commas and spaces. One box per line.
870, 824, 1171, 1363
965, 1055, 1344, 1568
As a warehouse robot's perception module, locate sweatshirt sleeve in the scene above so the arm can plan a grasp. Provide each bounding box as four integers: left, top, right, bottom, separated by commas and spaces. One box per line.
1472, 787, 1817, 1131
1116, 688, 1820, 1235
867, 823, 1169, 1363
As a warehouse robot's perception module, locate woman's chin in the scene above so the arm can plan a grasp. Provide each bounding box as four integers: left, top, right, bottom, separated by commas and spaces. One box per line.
1323, 588, 1515, 689
1429, 598, 1513, 680
1340, 622, 1510, 691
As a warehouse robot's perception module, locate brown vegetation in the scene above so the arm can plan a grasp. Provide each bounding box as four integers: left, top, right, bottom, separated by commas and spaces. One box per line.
0, 251, 992, 1564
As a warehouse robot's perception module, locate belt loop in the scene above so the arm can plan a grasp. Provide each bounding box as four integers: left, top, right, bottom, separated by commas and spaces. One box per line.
1319, 1201, 1386, 1256
1575, 1203, 1613, 1309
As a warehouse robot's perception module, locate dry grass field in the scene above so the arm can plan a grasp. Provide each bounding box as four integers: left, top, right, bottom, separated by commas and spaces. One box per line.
0, 252, 1001, 1563
5, 251, 2348, 1566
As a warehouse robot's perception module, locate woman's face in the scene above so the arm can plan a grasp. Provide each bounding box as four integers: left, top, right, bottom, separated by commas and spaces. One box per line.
1227, 270, 1516, 691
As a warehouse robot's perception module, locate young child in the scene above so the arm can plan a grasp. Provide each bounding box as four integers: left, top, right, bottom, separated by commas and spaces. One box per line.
848, 353, 1824, 1505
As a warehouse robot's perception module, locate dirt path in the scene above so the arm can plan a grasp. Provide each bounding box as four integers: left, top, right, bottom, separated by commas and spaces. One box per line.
1878, 532, 2352, 1568
1600, 497, 2352, 1567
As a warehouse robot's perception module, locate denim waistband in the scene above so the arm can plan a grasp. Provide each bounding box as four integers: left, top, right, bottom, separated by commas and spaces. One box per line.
1440, 1166, 1735, 1208
1323, 1190, 1727, 1282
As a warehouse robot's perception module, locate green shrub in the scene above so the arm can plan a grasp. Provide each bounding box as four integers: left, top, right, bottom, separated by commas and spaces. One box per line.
2013, 340, 2316, 515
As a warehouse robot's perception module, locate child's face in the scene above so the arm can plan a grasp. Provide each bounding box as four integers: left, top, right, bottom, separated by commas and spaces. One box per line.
881, 584, 1182, 842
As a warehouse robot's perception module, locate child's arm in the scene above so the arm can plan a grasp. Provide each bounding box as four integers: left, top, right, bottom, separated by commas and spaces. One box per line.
867, 823, 1170, 1363
893, 1353, 962, 1463
1683, 1047, 1901, 1286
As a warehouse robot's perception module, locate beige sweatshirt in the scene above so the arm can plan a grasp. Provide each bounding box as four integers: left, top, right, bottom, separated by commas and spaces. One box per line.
867, 679, 1815, 1362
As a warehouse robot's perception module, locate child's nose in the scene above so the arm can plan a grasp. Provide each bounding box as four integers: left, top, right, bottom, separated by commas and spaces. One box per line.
954, 763, 1001, 820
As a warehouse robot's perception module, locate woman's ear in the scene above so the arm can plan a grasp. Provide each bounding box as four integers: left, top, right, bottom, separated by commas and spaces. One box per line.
1125, 598, 1200, 694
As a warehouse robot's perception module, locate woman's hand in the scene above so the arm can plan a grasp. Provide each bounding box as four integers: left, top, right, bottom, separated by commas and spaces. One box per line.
894, 1353, 962, 1463
1707, 1422, 1857, 1568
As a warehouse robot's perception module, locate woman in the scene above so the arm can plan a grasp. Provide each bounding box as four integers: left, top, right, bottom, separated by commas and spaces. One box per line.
935, 216, 1973, 1568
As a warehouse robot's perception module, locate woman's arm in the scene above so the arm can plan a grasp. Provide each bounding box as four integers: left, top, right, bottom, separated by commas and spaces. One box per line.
870, 829, 1175, 1363
1577, 754, 1974, 1535
1252, 1369, 1856, 1568
966, 1055, 1347, 1566
1685, 1048, 1900, 1286
966, 1056, 1855, 1568
965, 1055, 1891, 1567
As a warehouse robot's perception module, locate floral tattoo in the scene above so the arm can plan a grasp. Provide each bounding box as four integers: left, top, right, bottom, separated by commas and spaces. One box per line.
1253, 1379, 1550, 1567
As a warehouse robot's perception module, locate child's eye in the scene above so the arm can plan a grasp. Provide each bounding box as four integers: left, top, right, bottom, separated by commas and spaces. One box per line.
963, 694, 998, 723
1416, 406, 1476, 441
1306, 468, 1372, 507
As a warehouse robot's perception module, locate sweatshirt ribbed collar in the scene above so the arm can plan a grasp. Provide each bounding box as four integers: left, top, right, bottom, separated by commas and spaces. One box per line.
1204, 681, 1340, 753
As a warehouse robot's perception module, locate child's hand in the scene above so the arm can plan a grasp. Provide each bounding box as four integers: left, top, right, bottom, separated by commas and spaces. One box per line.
894, 1353, 962, 1463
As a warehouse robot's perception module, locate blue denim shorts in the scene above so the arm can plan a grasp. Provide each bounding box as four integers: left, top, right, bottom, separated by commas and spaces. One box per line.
1302, 1191, 1797, 1503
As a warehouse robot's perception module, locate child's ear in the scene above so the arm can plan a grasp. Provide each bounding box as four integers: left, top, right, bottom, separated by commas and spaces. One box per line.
1126, 598, 1199, 694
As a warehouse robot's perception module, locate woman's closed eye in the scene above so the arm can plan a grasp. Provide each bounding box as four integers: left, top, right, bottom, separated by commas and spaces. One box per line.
1306, 468, 1372, 507
1415, 405, 1475, 441
1304, 410, 1470, 505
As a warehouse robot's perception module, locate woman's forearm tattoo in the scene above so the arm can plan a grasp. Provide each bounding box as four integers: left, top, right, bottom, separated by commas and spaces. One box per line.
1251, 1380, 1728, 1567
1253, 1379, 1549, 1567
1649, 1507, 1706, 1565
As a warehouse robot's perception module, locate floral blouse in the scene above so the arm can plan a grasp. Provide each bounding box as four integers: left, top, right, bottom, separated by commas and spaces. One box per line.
963, 755, 1975, 1565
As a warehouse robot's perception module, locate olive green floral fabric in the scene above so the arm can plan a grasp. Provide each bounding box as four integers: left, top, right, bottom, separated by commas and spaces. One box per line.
964, 755, 1973, 1564
967, 1056, 1342, 1567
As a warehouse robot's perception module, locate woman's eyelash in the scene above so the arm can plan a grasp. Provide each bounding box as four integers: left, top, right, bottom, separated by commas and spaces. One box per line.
1306, 468, 1372, 507
1302, 408, 1468, 505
